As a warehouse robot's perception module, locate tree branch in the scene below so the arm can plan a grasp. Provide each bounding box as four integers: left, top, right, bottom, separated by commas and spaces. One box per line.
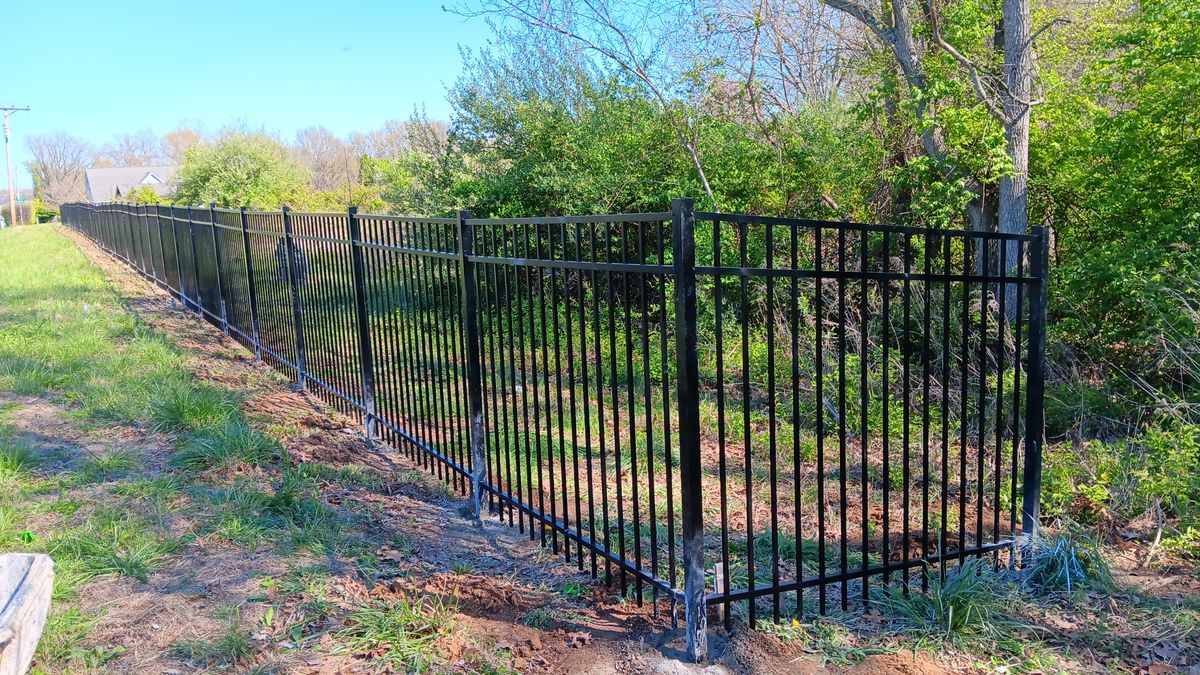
922, 0, 1009, 122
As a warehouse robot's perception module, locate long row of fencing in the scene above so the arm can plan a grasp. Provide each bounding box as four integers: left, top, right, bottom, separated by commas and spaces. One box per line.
61, 200, 1047, 661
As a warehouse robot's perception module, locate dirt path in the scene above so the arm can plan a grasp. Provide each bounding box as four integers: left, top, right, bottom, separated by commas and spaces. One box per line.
14, 226, 953, 675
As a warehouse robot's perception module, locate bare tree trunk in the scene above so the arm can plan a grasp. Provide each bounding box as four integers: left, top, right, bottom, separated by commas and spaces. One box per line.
999, 0, 1033, 316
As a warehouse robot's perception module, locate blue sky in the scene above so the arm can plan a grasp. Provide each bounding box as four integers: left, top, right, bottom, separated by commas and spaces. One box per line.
5, 0, 494, 188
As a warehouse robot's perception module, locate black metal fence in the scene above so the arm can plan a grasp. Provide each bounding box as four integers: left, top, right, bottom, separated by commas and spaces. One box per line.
60, 200, 1047, 661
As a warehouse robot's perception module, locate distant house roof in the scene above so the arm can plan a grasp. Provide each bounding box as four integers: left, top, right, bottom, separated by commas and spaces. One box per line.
84, 165, 181, 204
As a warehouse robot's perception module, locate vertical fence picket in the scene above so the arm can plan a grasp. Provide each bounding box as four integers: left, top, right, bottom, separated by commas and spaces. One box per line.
240, 207, 262, 360
457, 210, 488, 520
187, 206, 202, 316
209, 204, 229, 336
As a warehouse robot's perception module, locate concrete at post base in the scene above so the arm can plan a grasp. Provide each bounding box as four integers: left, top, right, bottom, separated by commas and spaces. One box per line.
0, 554, 54, 675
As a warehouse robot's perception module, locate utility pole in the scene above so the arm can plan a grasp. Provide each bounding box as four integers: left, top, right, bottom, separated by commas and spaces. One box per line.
2, 105, 31, 228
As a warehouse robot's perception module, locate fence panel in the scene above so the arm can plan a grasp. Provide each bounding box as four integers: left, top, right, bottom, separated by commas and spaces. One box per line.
287, 212, 363, 414
192, 208, 223, 326
243, 211, 299, 378
466, 212, 687, 604
158, 206, 180, 294
689, 213, 1042, 627
357, 214, 470, 488
213, 208, 254, 348
59, 201, 1047, 663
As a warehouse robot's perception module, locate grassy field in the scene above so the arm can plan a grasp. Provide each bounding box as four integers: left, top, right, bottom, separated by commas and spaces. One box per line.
0, 222, 1197, 673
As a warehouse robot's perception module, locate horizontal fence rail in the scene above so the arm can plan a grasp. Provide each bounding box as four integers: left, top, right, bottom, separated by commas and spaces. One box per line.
60, 200, 1047, 662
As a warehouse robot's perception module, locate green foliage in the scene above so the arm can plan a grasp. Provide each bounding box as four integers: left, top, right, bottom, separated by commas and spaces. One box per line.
448, 40, 880, 218
1038, 0, 1200, 379
31, 198, 59, 223
124, 185, 161, 205
1041, 424, 1200, 555
175, 132, 310, 208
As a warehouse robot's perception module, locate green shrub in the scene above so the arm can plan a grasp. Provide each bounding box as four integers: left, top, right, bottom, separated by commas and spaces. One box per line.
1022, 530, 1112, 594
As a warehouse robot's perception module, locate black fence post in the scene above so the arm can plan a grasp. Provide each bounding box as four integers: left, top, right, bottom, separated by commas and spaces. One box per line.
240, 207, 262, 360
138, 204, 149, 276
1021, 225, 1049, 541
282, 206, 308, 390
672, 197, 708, 663
187, 206, 203, 317
169, 207, 183, 302
135, 204, 144, 277
155, 204, 167, 289
120, 205, 129, 264
210, 204, 229, 336
457, 209, 488, 520
347, 206, 378, 440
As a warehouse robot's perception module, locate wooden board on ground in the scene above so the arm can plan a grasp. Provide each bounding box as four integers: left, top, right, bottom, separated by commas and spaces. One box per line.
0, 553, 54, 675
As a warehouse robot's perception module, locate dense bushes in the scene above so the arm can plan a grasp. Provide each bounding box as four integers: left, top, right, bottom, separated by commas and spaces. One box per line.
175, 133, 310, 209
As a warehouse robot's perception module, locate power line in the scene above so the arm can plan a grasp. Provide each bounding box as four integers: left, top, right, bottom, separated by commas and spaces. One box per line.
2, 105, 31, 228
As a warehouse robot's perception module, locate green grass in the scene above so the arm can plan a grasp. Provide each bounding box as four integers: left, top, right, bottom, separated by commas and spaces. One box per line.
289, 461, 382, 491
36, 607, 103, 664
48, 511, 188, 583
196, 468, 358, 555
113, 475, 182, 502
559, 580, 587, 599
172, 623, 256, 668
522, 607, 553, 630
78, 448, 138, 481
0, 504, 33, 548
333, 598, 456, 671
0, 438, 38, 480
875, 558, 1022, 642
149, 382, 239, 433
170, 419, 278, 471
1022, 529, 1113, 594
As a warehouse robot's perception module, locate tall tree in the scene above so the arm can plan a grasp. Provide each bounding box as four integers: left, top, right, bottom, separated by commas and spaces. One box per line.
822, 0, 1049, 284
293, 126, 357, 192
176, 132, 310, 208
100, 129, 164, 166
27, 132, 92, 206
162, 128, 203, 164
457, 0, 720, 206
351, 119, 412, 159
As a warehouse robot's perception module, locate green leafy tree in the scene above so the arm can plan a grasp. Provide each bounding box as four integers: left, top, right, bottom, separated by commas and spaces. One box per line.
1038, 0, 1199, 382
175, 133, 310, 208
